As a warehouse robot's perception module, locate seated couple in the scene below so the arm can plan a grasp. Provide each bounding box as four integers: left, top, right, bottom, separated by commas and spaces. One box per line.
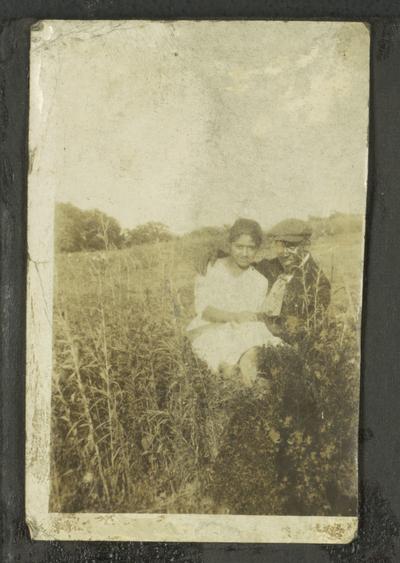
186, 218, 283, 386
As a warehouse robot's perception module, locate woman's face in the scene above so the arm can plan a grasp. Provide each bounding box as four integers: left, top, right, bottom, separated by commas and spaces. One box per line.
230, 234, 258, 269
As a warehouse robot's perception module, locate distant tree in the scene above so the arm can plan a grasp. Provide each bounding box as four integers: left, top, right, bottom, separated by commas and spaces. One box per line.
126, 222, 174, 245
55, 202, 85, 252
55, 203, 123, 252
328, 212, 362, 235
81, 209, 123, 251
307, 213, 362, 239
184, 226, 227, 240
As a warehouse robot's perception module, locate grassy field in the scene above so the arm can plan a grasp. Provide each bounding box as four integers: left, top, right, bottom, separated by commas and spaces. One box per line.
50, 231, 363, 514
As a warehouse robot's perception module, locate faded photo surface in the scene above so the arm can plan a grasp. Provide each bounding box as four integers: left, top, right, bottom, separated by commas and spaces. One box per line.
27, 20, 369, 542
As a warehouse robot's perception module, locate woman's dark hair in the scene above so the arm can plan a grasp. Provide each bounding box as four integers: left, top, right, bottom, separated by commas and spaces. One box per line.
228, 218, 263, 247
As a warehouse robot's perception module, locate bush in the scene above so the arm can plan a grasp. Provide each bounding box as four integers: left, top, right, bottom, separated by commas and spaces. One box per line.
211, 317, 359, 515
125, 222, 174, 246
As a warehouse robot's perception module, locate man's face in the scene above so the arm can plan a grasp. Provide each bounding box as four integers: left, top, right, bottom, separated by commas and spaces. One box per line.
273, 240, 300, 269
230, 234, 258, 269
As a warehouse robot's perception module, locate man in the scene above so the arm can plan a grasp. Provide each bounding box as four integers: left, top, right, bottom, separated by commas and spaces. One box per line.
197, 219, 331, 343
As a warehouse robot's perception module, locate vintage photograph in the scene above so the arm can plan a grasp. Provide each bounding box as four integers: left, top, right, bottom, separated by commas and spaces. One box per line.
26, 20, 369, 542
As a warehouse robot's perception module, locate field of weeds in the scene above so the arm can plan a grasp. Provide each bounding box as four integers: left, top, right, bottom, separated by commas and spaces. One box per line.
50, 233, 362, 515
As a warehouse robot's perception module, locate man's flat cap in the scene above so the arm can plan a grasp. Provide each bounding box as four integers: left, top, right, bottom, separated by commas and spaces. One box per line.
268, 219, 312, 243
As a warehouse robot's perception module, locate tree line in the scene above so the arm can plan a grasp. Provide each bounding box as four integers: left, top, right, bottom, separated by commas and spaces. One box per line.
55, 202, 174, 252
55, 202, 363, 253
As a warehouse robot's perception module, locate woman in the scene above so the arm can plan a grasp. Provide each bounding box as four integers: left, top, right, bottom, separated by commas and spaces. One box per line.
187, 218, 282, 385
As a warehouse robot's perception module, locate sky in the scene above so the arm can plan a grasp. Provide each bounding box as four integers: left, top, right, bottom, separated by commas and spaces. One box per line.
31, 21, 370, 234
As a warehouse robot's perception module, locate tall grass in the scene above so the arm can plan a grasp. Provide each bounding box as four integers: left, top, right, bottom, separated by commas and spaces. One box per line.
50, 235, 361, 514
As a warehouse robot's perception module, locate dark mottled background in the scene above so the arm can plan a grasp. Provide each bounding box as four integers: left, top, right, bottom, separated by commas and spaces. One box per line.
1, 2, 400, 562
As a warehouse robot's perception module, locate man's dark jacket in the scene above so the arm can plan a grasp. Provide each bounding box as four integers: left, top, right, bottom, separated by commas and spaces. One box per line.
254, 255, 331, 322
215, 250, 331, 340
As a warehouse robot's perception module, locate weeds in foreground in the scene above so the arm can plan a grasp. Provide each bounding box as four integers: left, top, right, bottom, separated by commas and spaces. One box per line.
50, 242, 360, 514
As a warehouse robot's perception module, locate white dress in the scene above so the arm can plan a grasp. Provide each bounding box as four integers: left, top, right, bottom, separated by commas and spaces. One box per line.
187, 259, 282, 372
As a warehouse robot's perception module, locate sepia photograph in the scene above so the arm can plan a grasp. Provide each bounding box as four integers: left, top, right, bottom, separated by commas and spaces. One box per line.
26, 20, 369, 542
